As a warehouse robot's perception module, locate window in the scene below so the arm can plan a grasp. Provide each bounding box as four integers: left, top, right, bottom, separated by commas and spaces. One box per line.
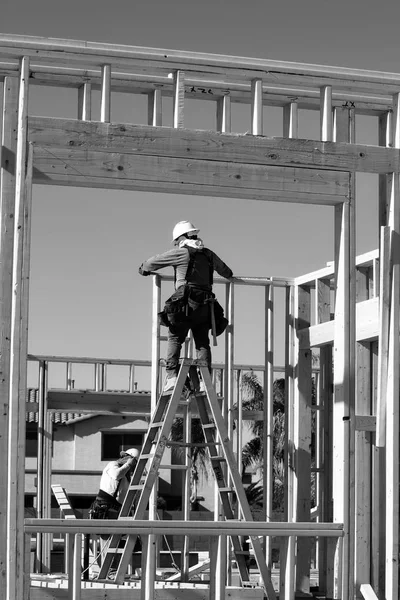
26, 423, 38, 457
101, 432, 145, 461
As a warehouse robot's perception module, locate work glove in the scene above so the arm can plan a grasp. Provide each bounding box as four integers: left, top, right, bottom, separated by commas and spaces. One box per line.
139, 265, 151, 276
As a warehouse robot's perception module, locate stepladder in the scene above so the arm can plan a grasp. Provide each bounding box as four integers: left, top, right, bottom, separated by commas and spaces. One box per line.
97, 358, 276, 600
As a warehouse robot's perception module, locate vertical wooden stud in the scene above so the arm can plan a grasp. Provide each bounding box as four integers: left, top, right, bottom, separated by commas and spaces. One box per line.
376, 226, 390, 446
371, 341, 385, 594
333, 179, 355, 600
144, 274, 162, 600
7, 56, 30, 600
294, 285, 312, 596
100, 64, 111, 123
354, 267, 372, 590
77, 83, 91, 121
280, 284, 295, 600
172, 70, 185, 129
251, 79, 263, 135
320, 86, 333, 141
181, 401, 191, 581
72, 533, 82, 600
24, 533, 31, 600
378, 112, 392, 228
334, 107, 356, 600
148, 88, 162, 126
0, 75, 18, 600
283, 102, 298, 139
314, 278, 333, 596
216, 95, 231, 133
383, 93, 400, 599
263, 284, 273, 566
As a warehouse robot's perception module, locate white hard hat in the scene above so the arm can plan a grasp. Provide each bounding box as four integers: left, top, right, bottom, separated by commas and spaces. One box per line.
172, 221, 199, 242
120, 448, 140, 459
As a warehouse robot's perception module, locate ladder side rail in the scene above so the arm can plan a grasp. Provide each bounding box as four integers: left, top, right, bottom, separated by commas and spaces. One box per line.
199, 365, 277, 600
195, 393, 251, 582
111, 363, 191, 582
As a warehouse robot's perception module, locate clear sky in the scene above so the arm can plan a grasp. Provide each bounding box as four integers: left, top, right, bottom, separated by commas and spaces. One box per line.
1, 0, 395, 387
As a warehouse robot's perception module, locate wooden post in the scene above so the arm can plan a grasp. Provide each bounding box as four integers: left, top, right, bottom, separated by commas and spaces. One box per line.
7, 55, 30, 600
334, 107, 356, 600
36, 359, 47, 570
0, 75, 18, 600
43, 411, 53, 570
24, 533, 31, 600
383, 93, 400, 599
320, 86, 333, 141
148, 88, 162, 126
100, 64, 111, 123
378, 112, 392, 228
181, 401, 191, 581
370, 341, 385, 594
333, 185, 355, 600
72, 534, 82, 600
77, 82, 91, 121
144, 274, 162, 600
216, 95, 231, 133
354, 267, 372, 590
251, 78, 263, 135
376, 226, 390, 446
280, 284, 295, 600
209, 536, 218, 600
172, 70, 185, 129
319, 342, 334, 596
294, 284, 312, 595
315, 278, 334, 596
283, 102, 298, 139
263, 284, 273, 566
372, 110, 392, 596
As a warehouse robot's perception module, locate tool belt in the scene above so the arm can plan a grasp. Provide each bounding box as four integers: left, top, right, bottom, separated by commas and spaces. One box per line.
89, 490, 121, 520
158, 285, 228, 336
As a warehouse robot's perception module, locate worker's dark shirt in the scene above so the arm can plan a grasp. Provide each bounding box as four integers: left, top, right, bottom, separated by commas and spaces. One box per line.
140, 245, 233, 290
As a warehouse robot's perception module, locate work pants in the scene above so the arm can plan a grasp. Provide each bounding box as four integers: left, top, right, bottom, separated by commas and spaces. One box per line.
166, 303, 211, 376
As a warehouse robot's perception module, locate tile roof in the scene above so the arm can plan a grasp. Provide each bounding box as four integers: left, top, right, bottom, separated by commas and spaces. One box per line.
26, 388, 93, 425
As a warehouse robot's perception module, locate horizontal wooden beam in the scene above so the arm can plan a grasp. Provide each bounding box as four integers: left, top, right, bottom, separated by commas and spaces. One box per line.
298, 297, 378, 347
28, 117, 400, 174
47, 390, 151, 414
25, 518, 344, 537
294, 249, 379, 287
2, 34, 400, 95
29, 584, 261, 600
46, 390, 202, 416
0, 66, 392, 115
31, 145, 348, 205
355, 415, 376, 432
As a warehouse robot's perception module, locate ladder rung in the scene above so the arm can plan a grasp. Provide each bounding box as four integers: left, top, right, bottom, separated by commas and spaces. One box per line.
210, 456, 226, 462
179, 400, 190, 405
202, 424, 215, 429
218, 487, 234, 493
150, 422, 164, 428
128, 485, 144, 491
139, 453, 153, 459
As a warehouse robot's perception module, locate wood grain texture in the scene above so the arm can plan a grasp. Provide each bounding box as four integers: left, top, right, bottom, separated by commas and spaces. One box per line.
28, 117, 400, 174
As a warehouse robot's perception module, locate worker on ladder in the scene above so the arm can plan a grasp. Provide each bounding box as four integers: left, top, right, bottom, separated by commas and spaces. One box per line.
139, 220, 234, 392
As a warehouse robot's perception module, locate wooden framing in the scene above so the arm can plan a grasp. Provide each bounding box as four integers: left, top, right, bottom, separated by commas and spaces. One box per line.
0, 34, 399, 600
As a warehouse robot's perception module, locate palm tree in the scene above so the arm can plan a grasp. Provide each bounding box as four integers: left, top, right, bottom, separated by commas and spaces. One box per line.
240, 371, 317, 511
240, 372, 286, 511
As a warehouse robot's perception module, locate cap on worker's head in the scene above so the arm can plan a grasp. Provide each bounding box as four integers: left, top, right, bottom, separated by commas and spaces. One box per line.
120, 448, 140, 459
172, 221, 199, 243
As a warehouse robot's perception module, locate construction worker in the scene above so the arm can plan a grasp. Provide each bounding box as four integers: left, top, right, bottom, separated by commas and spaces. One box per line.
139, 220, 234, 392
89, 448, 140, 520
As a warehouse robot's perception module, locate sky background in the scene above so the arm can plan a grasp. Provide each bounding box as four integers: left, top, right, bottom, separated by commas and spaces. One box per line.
1, 0, 395, 388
